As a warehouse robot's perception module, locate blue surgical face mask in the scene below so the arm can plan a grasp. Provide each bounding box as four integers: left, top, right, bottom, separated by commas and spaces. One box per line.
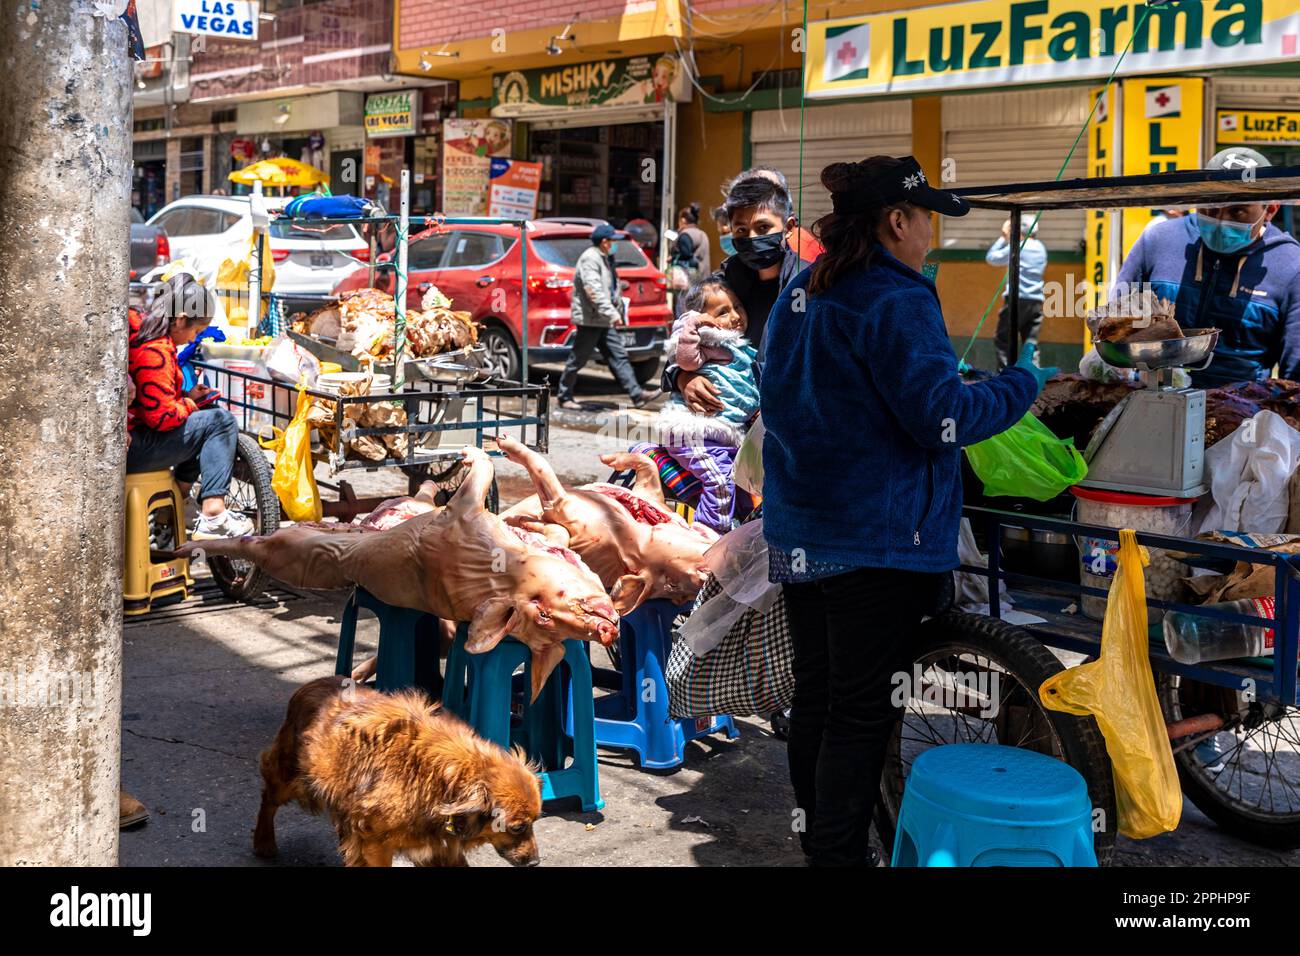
1196, 211, 1263, 254
719, 235, 737, 257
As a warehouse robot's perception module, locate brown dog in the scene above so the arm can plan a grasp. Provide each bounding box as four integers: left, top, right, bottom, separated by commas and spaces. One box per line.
253, 676, 543, 867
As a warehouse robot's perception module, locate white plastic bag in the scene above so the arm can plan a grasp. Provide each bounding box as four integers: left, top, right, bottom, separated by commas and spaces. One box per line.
1199, 410, 1300, 535
264, 335, 321, 387
733, 414, 765, 495
679, 519, 780, 656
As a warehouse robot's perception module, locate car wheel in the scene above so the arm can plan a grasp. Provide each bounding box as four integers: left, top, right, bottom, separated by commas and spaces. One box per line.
479, 325, 520, 382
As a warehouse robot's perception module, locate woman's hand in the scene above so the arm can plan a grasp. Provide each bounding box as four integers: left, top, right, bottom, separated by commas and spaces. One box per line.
679, 370, 724, 415
187, 383, 217, 404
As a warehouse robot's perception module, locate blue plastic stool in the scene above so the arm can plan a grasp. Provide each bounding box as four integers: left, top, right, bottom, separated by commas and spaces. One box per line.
444, 627, 603, 812
335, 588, 441, 696
891, 743, 1098, 867
592, 599, 738, 770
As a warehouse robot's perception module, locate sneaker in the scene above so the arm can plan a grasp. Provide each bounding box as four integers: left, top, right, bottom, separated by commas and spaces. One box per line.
192, 509, 255, 540
119, 790, 149, 830
557, 399, 583, 411
633, 388, 663, 408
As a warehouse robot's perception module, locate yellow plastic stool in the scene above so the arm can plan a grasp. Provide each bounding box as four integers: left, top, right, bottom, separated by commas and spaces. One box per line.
123, 470, 193, 616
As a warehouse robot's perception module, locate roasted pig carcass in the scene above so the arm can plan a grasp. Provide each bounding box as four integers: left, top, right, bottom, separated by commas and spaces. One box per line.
496, 436, 718, 613
176, 447, 618, 698
318, 288, 478, 361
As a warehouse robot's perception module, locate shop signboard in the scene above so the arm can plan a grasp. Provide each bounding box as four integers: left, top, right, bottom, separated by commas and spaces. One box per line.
442, 119, 513, 216
807, 0, 1298, 99
172, 0, 259, 40
491, 52, 690, 114
1120, 77, 1203, 254
1217, 109, 1300, 146
1084, 85, 1120, 329
487, 159, 543, 220
365, 91, 421, 138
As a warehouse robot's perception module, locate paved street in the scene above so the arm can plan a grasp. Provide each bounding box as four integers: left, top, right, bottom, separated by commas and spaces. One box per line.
117, 409, 1300, 867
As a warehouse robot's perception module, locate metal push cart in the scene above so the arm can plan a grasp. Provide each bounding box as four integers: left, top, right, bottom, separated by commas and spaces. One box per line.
183, 175, 549, 601
873, 167, 1300, 864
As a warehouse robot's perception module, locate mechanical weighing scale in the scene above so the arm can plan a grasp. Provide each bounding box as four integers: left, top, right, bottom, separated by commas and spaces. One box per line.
1080, 330, 1220, 498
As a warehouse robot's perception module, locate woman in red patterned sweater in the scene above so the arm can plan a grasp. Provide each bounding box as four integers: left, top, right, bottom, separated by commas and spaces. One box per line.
127, 274, 253, 539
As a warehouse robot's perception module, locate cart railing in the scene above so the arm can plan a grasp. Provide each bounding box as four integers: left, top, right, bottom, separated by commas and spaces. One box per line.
193, 359, 548, 472
964, 504, 1300, 706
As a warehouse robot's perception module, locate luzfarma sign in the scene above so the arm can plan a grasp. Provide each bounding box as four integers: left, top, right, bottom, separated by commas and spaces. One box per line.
808, 0, 1299, 98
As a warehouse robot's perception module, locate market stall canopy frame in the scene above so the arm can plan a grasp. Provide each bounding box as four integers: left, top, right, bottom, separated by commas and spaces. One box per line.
953, 165, 1300, 211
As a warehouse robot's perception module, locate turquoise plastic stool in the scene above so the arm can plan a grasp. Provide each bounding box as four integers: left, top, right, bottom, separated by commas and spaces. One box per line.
891, 743, 1098, 867
444, 627, 603, 813
591, 598, 738, 769
335, 588, 441, 696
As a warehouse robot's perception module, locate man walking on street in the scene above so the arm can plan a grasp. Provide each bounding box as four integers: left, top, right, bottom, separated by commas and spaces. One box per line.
986, 214, 1048, 368
558, 223, 661, 410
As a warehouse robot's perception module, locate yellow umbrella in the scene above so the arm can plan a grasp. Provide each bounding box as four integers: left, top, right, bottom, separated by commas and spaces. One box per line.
229, 158, 330, 188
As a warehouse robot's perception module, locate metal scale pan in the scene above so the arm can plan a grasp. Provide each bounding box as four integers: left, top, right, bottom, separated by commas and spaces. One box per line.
1082, 330, 1220, 498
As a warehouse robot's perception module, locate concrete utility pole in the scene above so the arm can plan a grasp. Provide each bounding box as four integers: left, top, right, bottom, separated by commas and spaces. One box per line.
0, 2, 131, 865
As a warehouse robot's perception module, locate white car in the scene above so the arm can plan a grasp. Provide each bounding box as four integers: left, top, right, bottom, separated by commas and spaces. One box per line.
146, 195, 368, 296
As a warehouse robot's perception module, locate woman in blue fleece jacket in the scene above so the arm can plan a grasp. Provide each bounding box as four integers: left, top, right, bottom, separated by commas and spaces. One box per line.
760, 155, 1051, 867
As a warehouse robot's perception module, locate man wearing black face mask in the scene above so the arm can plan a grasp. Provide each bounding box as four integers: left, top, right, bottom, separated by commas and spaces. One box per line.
666, 173, 816, 414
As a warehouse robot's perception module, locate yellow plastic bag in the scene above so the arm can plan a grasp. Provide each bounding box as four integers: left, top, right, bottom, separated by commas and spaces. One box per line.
1039, 529, 1181, 838
259, 384, 322, 523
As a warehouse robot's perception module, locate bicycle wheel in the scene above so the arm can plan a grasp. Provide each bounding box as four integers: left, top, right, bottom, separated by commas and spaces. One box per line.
207, 433, 279, 602
400, 459, 498, 513
1159, 673, 1300, 848
876, 609, 1118, 865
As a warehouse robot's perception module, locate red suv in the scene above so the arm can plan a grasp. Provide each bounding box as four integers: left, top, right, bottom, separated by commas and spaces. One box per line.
333, 219, 672, 383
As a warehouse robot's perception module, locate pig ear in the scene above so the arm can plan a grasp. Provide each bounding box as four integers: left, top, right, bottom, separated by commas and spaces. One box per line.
610, 572, 652, 616
466, 597, 520, 653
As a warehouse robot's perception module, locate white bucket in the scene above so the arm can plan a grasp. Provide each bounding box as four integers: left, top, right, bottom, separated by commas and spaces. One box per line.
315, 371, 393, 394
205, 357, 273, 431
1072, 486, 1197, 622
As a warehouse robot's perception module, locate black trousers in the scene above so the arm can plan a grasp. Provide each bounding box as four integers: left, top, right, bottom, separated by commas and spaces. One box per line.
557, 325, 642, 402
994, 297, 1044, 369
783, 566, 947, 867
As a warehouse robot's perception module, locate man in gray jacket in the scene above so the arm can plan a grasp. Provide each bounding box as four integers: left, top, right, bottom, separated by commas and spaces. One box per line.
557, 223, 661, 409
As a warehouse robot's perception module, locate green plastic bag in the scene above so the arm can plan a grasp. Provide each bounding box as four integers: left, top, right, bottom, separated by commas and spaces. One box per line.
965, 412, 1087, 500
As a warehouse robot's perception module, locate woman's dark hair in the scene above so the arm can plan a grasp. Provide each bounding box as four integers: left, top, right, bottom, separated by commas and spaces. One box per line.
678, 202, 700, 225
808, 156, 917, 296
679, 277, 733, 315
724, 175, 793, 223
132, 273, 217, 345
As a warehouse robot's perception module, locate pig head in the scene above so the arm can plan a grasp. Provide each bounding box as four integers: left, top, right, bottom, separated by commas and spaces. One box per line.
177, 446, 617, 698
496, 436, 716, 614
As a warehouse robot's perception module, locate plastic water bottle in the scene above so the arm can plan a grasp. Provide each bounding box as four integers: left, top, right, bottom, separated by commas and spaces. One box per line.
1162, 597, 1276, 664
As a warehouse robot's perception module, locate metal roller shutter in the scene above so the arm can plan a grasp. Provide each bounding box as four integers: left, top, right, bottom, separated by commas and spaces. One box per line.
1213, 77, 1300, 110
940, 87, 1092, 253
751, 102, 911, 224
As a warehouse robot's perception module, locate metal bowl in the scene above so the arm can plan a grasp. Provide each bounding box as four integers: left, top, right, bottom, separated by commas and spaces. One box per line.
1095, 329, 1219, 370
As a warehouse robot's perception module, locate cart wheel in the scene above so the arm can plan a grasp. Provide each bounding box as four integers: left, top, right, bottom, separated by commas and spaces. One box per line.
401, 460, 498, 514
875, 610, 1118, 866
206, 433, 279, 602
1159, 674, 1300, 848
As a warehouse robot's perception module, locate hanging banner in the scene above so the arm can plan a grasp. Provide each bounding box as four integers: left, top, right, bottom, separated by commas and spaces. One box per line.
807, 0, 1298, 99
365, 91, 421, 138
441, 119, 513, 216
172, 0, 259, 40
1120, 76, 1204, 254
487, 159, 543, 220
492, 52, 691, 114
1083, 85, 1120, 327
1217, 109, 1300, 146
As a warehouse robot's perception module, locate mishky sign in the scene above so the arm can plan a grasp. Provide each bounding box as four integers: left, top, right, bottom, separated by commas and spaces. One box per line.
807, 0, 1299, 98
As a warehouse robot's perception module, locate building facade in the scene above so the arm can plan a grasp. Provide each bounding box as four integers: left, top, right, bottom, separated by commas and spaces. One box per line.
393, 0, 1300, 364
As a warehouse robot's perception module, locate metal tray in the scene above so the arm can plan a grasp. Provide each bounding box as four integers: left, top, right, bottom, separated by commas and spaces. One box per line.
287, 330, 490, 384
